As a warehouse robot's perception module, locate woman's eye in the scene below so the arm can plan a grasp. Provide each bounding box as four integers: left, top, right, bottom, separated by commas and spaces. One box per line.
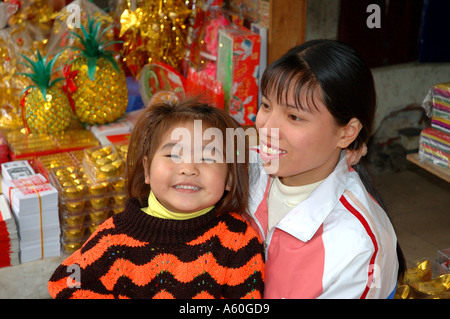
288, 114, 301, 121
202, 158, 215, 163
260, 102, 270, 110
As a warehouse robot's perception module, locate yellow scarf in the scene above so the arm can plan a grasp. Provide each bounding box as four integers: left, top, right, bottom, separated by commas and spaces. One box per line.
141, 191, 214, 220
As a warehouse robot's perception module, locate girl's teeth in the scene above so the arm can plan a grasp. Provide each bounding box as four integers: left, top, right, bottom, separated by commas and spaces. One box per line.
174, 185, 200, 190
262, 144, 286, 155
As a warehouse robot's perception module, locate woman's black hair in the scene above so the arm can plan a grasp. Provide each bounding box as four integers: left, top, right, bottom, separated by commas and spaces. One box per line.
261, 39, 406, 280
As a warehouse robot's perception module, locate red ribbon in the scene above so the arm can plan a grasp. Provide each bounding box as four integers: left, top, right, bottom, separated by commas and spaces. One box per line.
20, 88, 31, 134
62, 64, 78, 112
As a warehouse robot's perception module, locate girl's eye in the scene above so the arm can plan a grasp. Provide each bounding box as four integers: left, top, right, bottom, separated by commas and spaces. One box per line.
202, 158, 215, 163
166, 154, 180, 159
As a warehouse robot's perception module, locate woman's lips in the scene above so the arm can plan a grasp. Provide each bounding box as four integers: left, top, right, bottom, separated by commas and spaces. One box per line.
259, 142, 287, 162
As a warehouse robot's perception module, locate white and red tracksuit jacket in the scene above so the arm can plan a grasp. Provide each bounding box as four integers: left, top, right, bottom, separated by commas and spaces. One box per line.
248, 149, 399, 299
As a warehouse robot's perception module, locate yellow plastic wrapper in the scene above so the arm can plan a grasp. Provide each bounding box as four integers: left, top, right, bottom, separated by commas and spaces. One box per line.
7, 0, 63, 40
1, 1, 55, 131
46, 0, 116, 73
117, 0, 205, 78
395, 260, 450, 299
0, 2, 26, 130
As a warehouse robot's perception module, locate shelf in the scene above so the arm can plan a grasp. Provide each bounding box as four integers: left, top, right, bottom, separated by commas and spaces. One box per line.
406, 153, 450, 183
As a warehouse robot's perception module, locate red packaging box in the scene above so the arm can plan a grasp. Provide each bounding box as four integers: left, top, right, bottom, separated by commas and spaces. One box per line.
217, 26, 260, 125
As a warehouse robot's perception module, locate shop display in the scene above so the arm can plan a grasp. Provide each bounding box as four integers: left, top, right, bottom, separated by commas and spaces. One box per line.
217, 25, 260, 125
1, 162, 60, 263
65, 15, 128, 125
0, 2, 28, 131
419, 127, 450, 168
1, 159, 35, 181
118, 0, 205, 78
0, 194, 19, 268
0, 132, 9, 165
419, 82, 450, 169
1, 0, 267, 267
6, 129, 99, 160
186, 67, 224, 109
196, 5, 230, 78
139, 63, 186, 106
439, 248, 450, 274
431, 82, 450, 134
395, 259, 450, 299
46, 144, 128, 254
19, 50, 73, 133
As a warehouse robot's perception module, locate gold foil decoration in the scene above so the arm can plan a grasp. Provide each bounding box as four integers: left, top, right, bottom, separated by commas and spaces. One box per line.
395, 260, 450, 299
119, 0, 204, 77
84, 145, 125, 182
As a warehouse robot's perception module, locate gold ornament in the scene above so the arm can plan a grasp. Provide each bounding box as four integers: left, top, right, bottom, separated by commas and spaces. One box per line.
23, 84, 73, 133
119, 0, 203, 77
66, 16, 128, 125
19, 51, 72, 133
70, 57, 128, 125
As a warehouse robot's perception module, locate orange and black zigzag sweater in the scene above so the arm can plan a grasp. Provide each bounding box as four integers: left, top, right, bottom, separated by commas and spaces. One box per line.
48, 198, 265, 299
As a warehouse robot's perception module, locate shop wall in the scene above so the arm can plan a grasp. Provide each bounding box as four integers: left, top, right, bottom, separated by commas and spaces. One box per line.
305, 0, 450, 131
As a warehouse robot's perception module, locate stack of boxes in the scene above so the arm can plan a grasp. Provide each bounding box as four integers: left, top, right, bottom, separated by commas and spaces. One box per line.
48, 144, 127, 254
419, 82, 450, 167
217, 26, 261, 126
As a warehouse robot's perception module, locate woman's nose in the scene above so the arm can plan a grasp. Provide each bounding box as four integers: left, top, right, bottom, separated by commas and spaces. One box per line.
259, 115, 281, 142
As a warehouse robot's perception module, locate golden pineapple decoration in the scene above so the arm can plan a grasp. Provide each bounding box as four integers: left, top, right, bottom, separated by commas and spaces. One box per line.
19, 51, 72, 133
66, 16, 128, 125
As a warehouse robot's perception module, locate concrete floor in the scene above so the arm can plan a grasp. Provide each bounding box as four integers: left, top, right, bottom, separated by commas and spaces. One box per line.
370, 162, 450, 269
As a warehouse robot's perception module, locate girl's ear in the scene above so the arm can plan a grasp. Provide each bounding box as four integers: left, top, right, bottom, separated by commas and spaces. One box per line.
143, 156, 151, 185
337, 117, 363, 149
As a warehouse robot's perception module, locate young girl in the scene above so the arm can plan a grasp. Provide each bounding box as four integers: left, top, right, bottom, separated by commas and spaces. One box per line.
248, 39, 406, 299
48, 100, 265, 299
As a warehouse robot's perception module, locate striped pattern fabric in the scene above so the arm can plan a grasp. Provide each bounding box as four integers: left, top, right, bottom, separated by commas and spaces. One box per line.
432, 83, 450, 134
48, 198, 264, 299
419, 127, 450, 167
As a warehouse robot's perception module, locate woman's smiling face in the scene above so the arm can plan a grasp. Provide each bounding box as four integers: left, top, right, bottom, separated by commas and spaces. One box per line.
255, 86, 347, 187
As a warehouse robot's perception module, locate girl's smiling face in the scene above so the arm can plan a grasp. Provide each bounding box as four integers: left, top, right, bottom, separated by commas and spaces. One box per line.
143, 121, 230, 214
255, 86, 355, 187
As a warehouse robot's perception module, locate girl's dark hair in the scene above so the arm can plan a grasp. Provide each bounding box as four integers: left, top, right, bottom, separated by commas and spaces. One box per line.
125, 98, 249, 217
261, 39, 405, 279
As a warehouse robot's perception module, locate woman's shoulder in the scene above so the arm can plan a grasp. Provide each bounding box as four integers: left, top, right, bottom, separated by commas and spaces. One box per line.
326, 188, 397, 254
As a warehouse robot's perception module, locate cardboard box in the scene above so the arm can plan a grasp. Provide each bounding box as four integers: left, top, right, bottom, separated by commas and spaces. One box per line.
217, 26, 260, 125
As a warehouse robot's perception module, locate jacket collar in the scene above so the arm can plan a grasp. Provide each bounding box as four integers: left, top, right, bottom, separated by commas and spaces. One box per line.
276, 151, 349, 242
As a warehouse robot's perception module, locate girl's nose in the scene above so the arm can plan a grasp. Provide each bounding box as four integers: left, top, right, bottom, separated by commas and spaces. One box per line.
178, 163, 199, 176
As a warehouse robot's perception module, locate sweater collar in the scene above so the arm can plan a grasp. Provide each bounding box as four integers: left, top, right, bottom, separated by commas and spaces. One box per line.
114, 197, 220, 244
141, 191, 214, 220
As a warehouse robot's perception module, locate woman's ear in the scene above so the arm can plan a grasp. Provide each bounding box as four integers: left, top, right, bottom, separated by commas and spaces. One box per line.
143, 156, 151, 184
337, 118, 363, 149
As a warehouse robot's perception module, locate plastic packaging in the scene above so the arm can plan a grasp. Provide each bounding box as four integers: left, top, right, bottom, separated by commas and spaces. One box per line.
419, 82, 450, 168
